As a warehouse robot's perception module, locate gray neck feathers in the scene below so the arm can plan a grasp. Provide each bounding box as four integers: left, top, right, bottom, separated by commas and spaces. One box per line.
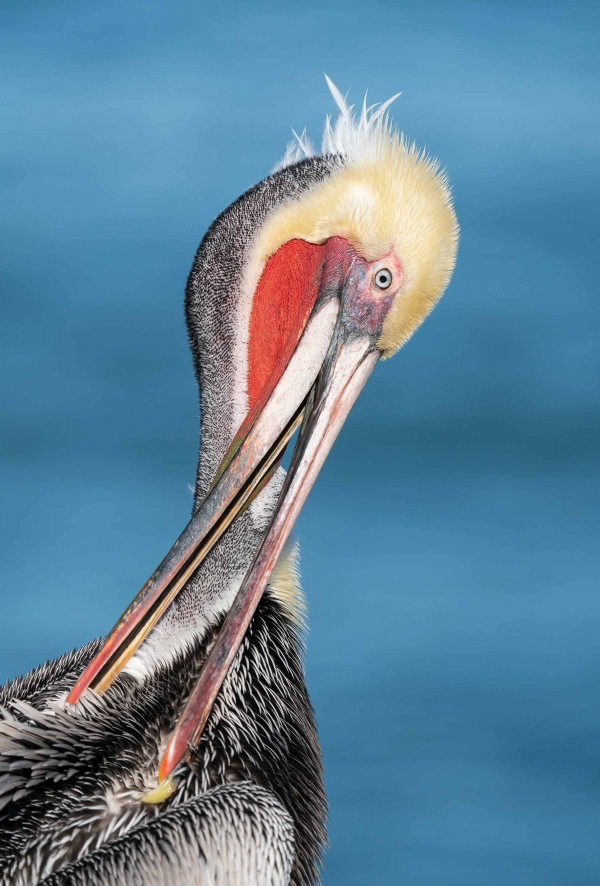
184, 155, 340, 509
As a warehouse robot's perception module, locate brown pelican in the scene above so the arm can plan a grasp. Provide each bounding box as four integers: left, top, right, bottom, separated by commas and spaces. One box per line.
0, 80, 458, 885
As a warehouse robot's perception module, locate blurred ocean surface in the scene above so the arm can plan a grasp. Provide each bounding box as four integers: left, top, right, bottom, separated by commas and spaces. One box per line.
1, 1, 598, 883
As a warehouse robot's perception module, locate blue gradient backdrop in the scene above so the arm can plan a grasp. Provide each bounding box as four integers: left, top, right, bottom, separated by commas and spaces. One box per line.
1, 2, 598, 883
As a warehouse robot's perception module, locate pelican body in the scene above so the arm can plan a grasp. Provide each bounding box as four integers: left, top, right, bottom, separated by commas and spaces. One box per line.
0, 83, 458, 885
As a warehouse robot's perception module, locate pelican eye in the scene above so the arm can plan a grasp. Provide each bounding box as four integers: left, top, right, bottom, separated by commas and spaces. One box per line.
374, 268, 393, 290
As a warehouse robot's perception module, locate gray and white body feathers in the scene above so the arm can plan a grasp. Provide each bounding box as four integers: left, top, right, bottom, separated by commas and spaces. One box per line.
0, 595, 324, 884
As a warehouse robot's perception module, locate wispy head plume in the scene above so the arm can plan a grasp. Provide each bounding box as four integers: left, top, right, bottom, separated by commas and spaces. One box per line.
273, 76, 402, 172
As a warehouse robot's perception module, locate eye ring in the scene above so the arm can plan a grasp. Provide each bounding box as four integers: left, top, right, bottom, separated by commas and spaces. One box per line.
374, 268, 393, 290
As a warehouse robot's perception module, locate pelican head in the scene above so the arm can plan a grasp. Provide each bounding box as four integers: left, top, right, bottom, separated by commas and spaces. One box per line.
66, 79, 459, 787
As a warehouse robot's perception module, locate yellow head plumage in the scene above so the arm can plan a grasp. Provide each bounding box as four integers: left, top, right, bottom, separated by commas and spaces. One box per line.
259, 78, 459, 358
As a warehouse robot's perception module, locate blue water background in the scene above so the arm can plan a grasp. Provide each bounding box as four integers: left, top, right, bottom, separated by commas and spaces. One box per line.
1, 2, 599, 882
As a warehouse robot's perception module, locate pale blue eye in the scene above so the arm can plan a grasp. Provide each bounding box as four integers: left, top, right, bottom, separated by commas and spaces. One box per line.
374, 268, 392, 290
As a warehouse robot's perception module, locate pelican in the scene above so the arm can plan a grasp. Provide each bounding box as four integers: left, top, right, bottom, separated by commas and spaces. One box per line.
0, 80, 458, 885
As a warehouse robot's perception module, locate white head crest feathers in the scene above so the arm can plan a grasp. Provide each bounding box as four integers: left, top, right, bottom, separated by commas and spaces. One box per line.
274, 75, 402, 172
